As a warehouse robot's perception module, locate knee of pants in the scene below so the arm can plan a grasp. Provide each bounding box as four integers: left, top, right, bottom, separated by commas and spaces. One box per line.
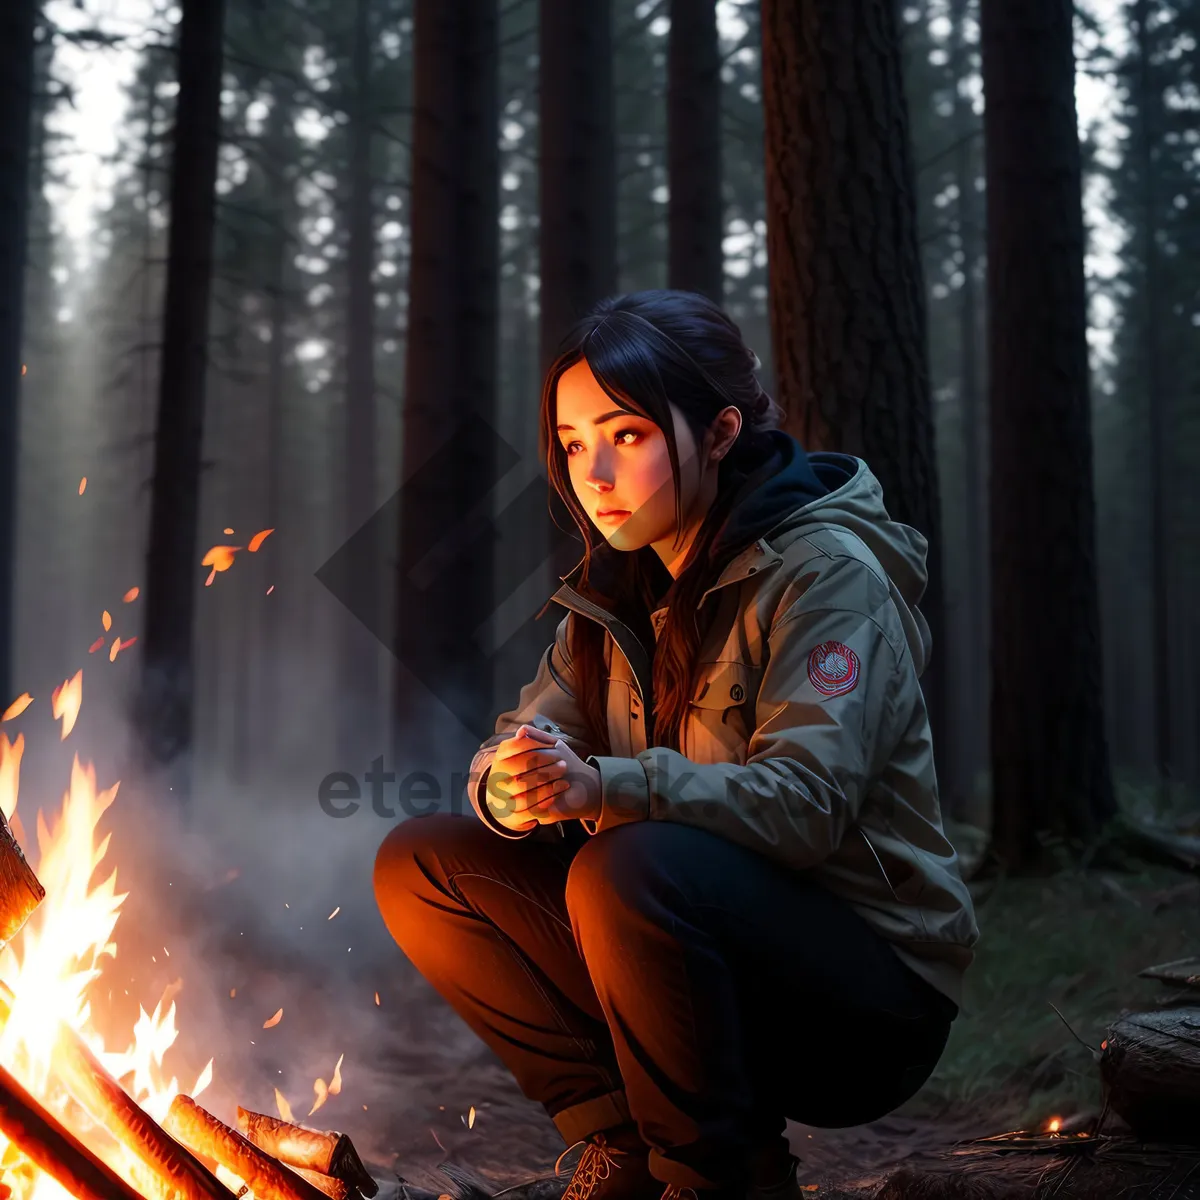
564, 822, 666, 928
372, 813, 463, 947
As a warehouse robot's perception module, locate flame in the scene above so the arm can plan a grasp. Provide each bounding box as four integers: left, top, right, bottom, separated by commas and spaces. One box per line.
122, 588, 139, 604
329, 1053, 343, 1096
77, 478, 85, 495
274, 1088, 294, 1122
0, 744, 215, 1200
50, 673, 82, 741
1046, 1116, 1061, 1133
201, 546, 241, 574
247, 530, 273, 553
101, 612, 111, 633
263, 1008, 283, 1029
2, 695, 33, 723
309, 1079, 328, 1116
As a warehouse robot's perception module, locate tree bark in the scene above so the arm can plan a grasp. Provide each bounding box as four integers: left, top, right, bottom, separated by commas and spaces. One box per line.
341, 0, 381, 759
0, 0, 37, 707
1134, 0, 1173, 803
136, 0, 227, 805
950, 0, 988, 826
667, 0, 723, 302
980, 0, 1115, 868
395, 0, 500, 745
539, 0, 617, 369
760, 0, 951, 806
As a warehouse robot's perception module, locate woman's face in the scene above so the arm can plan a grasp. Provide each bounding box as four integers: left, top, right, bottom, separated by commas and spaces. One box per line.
554, 359, 711, 571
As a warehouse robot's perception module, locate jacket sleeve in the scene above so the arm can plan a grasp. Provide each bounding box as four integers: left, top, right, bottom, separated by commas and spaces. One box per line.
580, 585, 906, 871
467, 611, 597, 840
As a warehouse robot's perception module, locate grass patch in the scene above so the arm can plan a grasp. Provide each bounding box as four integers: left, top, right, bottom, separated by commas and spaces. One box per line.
908, 861, 1200, 1130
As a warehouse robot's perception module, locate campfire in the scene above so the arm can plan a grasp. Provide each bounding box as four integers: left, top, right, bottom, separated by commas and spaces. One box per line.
0, 731, 378, 1200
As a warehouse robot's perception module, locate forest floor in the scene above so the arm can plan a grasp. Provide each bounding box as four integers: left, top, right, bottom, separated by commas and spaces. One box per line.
331, 854, 1200, 1195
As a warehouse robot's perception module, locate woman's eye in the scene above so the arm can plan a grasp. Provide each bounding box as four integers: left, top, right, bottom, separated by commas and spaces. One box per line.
563, 429, 641, 456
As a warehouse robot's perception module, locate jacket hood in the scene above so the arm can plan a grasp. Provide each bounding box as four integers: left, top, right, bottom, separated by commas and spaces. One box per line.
779, 449, 932, 675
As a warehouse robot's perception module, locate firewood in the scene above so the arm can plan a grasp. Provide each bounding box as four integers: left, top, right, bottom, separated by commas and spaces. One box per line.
0, 1059, 147, 1200
0, 978, 235, 1200
165, 1096, 335, 1200
1099, 1006, 1200, 1143
236, 1107, 379, 1197
0, 808, 45, 948
289, 1165, 353, 1200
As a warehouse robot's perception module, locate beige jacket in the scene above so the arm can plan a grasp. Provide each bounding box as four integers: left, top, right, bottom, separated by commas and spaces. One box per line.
468, 456, 979, 1008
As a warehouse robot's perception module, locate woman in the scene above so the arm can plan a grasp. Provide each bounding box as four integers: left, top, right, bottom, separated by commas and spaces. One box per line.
374, 290, 978, 1200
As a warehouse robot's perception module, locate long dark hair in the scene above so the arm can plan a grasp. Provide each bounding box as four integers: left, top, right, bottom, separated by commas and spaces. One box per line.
538, 289, 785, 754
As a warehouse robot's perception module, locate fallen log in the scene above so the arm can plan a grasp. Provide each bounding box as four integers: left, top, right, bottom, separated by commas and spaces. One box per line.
165, 1096, 334, 1200
0, 978, 236, 1200
1137, 956, 1200, 990
1099, 1006, 1200, 1142
236, 1107, 379, 1197
0, 1060, 147, 1200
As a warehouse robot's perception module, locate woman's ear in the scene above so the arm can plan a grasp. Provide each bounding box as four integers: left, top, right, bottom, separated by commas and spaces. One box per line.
709, 405, 743, 463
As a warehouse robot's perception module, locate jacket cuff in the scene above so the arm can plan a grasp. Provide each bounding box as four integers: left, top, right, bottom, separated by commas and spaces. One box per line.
470, 762, 538, 840
581, 755, 651, 835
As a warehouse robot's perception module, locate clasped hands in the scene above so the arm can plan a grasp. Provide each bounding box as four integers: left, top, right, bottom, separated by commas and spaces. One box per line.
485, 724, 602, 832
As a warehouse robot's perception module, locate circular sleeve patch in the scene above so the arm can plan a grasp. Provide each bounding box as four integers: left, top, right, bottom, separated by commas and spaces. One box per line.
807, 640, 861, 698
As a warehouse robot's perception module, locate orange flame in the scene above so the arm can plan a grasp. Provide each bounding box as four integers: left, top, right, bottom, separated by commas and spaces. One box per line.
263, 1008, 283, 1029
1046, 1116, 1061, 1134
201, 546, 241, 574
50, 672, 83, 741
247, 529, 273, 553
274, 1088, 294, 1122
2, 694, 33, 723
123, 587, 139, 603
77, 477, 86, 495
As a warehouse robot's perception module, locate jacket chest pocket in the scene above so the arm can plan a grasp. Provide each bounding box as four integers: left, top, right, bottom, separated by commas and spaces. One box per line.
685, 661, 759, 762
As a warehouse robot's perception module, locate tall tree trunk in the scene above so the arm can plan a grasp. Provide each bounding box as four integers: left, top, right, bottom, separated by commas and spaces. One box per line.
0, 0, 37, 707
760, 0, 951, 809
259, 94, 291, 758
667, 0, 723, 301
1134, 0, 1173, 802
341, 0, 381, 762
539, 0, 617, 368
394, 0, 500, 748
950, 0, 988, 826
980, 0, 1115, 868
135, 0, 227, 805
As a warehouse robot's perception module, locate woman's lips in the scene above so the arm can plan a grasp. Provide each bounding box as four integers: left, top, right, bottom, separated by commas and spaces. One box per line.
596, 509, 630, 522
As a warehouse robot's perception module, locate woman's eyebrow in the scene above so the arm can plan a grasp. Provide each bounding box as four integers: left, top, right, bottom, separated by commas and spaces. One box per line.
556, 410, 640, 432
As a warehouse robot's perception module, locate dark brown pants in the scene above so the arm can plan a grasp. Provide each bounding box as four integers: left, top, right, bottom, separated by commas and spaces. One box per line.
373, 814, 956, 1190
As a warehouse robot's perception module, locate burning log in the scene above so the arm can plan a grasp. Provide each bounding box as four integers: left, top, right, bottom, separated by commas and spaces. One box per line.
0, 807, 45, 949
290, 1165, 353, 1200
1099, 1006, 1200, 1143
38, 1007, 238, 1200
164, 1096, 333, 1200
0, 1060, 147, 1200
236, 1107, 379, 1197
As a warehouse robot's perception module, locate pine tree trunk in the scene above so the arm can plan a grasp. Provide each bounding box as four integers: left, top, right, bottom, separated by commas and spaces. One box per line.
136, 0, 226, 805
396, 0, 500, 747
539, 0, 617, 368
0, 0, 37, 706
980, 0, 1115, 868
1134, 0, 1173, 802
261, 97, 290, 758
667, 0, 722, 302
760, 0, 951, 808
342, 0, 381, 760
950, 0, 988, 826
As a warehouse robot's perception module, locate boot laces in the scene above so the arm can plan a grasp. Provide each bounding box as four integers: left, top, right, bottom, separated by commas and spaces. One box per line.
555, 1134, 627, 1200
